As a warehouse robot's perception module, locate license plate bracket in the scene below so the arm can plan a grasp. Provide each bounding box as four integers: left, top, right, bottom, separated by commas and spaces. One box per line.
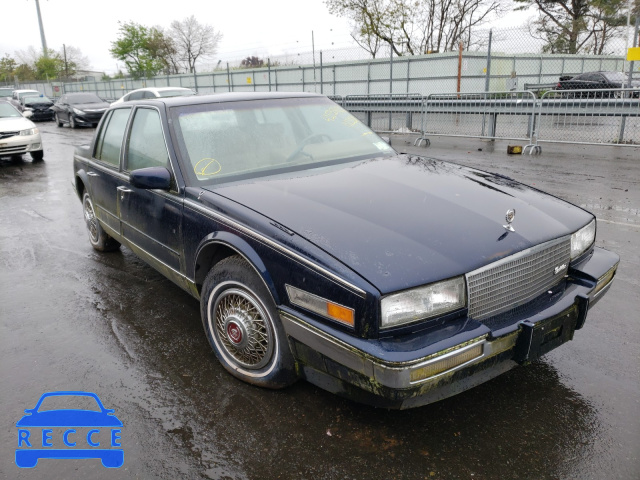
513, 307, 579, 364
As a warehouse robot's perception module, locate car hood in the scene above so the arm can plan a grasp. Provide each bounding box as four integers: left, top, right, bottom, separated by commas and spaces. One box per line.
209, 155, 593, 294
72, 102, 110, 111
0, 116, 35, 131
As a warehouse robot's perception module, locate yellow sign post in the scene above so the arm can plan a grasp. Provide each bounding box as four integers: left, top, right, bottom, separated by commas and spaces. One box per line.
627, 47, 640, 62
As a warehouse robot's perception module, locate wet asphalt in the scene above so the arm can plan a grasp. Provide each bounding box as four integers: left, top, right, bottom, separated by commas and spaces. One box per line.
0, 122, 638, 480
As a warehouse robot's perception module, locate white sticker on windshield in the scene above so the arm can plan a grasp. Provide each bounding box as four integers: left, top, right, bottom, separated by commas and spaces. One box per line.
374, 141, 393, 151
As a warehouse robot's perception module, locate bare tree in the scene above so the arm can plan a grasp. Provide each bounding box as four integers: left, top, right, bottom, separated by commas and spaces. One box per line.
15, 46, 41, 66
515, 0, 634, 54
325, 0, 505, 56
61, 45, 91, 72
169, 16, 222, 73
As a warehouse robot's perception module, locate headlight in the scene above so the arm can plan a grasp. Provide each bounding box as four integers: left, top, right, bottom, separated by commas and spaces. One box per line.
72, 108, 85, 115
381, 276, 466, 329
571, 219, 596, 259
19, 128, 39, 136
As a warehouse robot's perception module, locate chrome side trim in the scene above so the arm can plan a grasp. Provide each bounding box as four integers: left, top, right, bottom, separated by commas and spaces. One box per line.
99, 215, 198, 296
120, 233, 192, 286
185, 199, 367, 298
120, 220, 180, 256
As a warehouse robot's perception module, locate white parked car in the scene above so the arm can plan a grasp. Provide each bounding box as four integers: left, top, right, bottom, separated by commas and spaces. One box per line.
111, 87, 196, 105
0, 102, 43, 161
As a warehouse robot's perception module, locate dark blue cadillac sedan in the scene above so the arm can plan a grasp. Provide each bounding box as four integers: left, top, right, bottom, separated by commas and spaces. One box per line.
73, 93, 619, 409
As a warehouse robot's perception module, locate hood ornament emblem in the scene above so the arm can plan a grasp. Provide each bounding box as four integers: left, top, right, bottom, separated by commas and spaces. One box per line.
503, 209, 516, 232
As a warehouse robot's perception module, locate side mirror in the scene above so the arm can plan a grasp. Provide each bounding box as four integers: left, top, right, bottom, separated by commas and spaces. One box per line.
23, 110, 33, 118
129, 166, 171, 190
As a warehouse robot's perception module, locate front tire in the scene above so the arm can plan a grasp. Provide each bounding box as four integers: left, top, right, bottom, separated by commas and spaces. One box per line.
30, 150, 44, 162
55, 113, 63, 127
82, 192, 120, 252
69, 115, 77, 129
200, 256, 298, 388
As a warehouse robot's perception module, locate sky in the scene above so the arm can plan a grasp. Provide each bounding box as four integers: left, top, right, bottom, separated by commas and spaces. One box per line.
0, 0, 538, 76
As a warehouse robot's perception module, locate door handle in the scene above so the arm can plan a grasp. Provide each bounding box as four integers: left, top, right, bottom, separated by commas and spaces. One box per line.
117, 186, 133, 201
87, 171, 99, 177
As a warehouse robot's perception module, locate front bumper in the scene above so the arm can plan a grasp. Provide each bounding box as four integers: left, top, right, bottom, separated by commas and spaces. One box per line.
73, 112, 105, 126
0, 132, 43, 157
28, 109, 55, 121
280, 247, 619, 409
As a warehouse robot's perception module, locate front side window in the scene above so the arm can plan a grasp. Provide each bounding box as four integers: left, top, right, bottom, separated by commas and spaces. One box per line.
126, 108, 169, 171
94, 108, 131, 167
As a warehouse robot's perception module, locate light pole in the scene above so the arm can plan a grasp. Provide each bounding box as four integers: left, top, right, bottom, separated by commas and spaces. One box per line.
34, 0, 49, 58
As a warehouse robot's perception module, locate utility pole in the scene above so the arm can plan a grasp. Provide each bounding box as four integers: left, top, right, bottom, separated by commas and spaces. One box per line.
63, 44, 69, 79
34, 0, 49, 58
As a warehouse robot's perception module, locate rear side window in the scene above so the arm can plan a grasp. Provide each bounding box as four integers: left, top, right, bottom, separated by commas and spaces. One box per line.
126, 108, 169, 171
94, 108, 131, 167
128, 91, 145, 101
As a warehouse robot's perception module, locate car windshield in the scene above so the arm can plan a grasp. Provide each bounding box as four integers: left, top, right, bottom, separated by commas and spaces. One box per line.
171, 97, 395, 186
36, 394, 101, 412
602, 72, 627, 83
67, 93, 103, 104
158, 89, 195, 98
0, 88, 13, 97
18, 91, 39, 99
0, 102, 22, 118
23, 95, 52, 104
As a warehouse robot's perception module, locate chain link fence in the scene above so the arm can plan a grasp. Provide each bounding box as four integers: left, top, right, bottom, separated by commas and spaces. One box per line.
9, 25, 637, 101
6, 22, 639, 149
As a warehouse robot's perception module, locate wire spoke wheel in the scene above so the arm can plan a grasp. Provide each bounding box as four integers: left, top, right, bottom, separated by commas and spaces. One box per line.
212, 287, 275, 370
83, 195, 99, 243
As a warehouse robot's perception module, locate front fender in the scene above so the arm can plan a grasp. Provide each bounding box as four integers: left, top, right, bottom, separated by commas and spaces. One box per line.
193, 231, 279, 304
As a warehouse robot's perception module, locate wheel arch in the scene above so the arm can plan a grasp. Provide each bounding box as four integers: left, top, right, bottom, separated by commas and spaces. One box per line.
194, 232, 280, 305
75, 170, 89, 201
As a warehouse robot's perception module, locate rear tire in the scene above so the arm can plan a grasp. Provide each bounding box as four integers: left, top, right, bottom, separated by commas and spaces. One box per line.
200, 256, 298, 389
82, 192, 120, 252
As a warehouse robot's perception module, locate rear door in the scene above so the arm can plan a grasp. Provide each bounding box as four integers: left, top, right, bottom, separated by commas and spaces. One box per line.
117, 107, 184, 273
88, 108, 132, 236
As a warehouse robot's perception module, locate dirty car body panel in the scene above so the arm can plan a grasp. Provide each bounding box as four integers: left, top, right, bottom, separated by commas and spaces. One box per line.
73, 93, 619, 409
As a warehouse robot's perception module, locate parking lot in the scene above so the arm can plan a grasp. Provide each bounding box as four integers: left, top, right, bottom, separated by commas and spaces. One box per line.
1, 121, 639, 479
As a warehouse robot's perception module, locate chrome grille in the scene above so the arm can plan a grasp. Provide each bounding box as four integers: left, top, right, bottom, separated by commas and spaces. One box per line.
466, 236, 571, 320
0, 131, 18, 140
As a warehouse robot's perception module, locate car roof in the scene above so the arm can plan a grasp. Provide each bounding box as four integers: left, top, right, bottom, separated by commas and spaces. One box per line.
126, 86, 193, 94
114, 91, 325, 108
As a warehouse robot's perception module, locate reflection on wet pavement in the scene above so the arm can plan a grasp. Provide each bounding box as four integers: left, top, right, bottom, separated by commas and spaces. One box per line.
1, 125, 638, 479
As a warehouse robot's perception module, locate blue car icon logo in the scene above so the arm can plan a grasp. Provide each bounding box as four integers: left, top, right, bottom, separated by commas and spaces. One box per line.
15, 391, 123, 468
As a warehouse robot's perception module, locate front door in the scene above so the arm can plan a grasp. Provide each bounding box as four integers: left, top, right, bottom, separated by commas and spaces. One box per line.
117, 107, 183, 273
